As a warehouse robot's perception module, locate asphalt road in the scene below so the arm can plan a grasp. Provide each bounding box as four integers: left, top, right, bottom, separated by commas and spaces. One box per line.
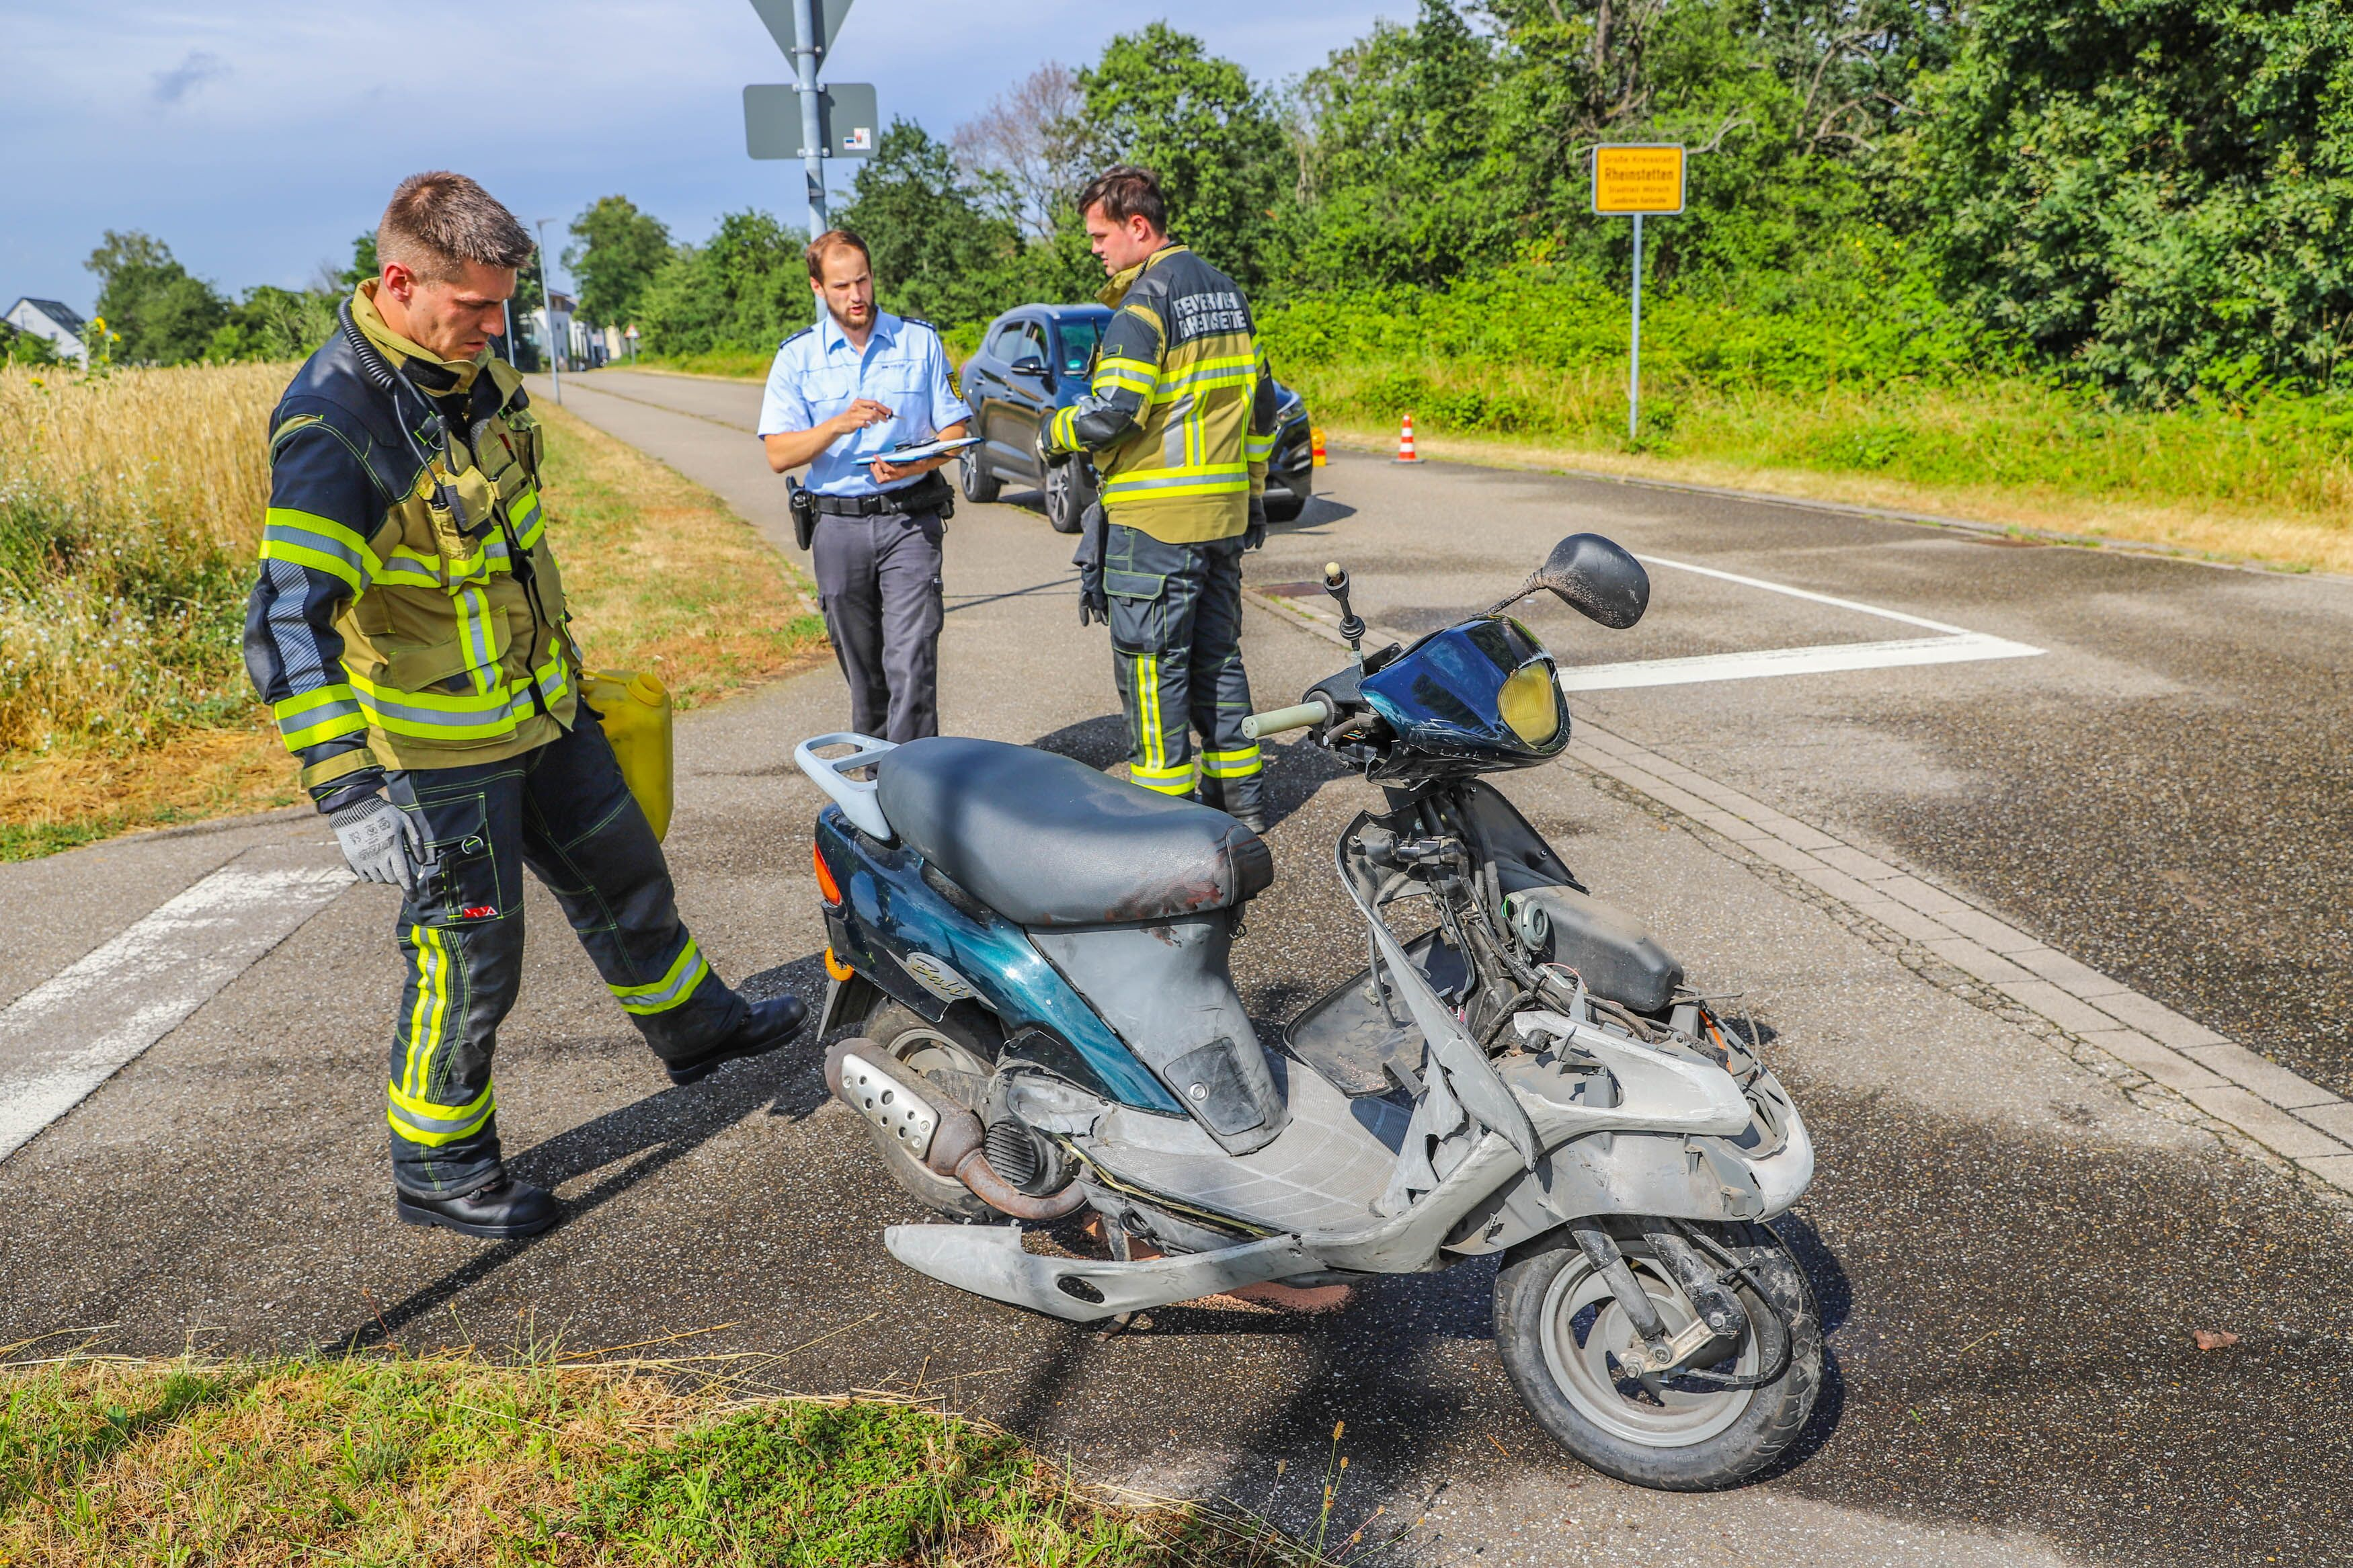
3, 366, 2347, 1566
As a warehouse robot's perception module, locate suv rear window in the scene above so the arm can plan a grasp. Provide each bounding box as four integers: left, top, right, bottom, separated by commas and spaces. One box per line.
1054, 319, 1102, 376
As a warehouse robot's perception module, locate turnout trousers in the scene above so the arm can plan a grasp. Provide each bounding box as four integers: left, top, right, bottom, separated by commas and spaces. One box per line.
1103, 524, 1265, 817
383, 714, 748, 1197
813, 509, 945, 743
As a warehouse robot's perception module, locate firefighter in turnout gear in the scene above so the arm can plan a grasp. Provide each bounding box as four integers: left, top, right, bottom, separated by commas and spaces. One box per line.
1045, 165, 1281, 832
243, 173, 803, 1240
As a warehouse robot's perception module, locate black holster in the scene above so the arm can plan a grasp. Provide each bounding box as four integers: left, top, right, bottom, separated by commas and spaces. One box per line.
788, 477, 818, 551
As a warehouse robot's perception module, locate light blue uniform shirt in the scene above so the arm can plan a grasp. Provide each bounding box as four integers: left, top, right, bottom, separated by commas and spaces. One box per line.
756, 310, 973, 497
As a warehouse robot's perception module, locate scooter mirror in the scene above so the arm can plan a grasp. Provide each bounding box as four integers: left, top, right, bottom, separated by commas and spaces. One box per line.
1520, 534, 1650, 629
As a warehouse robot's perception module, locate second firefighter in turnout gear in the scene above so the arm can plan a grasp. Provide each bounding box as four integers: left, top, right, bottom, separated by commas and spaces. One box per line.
1046, 165, 1281, 832
243, 172, 803, 1241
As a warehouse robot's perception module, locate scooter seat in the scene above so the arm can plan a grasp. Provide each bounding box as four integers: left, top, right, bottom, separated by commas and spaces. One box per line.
875, 737, 1273, 928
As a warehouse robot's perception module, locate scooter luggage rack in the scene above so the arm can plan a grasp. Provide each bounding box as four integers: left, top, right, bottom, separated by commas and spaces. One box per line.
794, 732, 897, 841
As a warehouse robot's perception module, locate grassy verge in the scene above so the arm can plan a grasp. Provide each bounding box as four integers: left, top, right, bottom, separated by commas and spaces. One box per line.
630, 352, 771, 382
0, 362, 825, 861
0, 1352, 1322, 1566
1303, 376, 2353, 576
1264, 262, 2353, 577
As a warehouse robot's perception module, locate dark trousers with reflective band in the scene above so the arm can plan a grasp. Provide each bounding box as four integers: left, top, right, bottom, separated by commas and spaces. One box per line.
383, 716, 746, 1196
1103, 524, 1263, 816
812, 509, 944, 743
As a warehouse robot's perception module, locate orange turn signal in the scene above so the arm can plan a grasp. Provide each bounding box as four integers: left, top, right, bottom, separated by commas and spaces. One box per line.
813, 841, 844, 907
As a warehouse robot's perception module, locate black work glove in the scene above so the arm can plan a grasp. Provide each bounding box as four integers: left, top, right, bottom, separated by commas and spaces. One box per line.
1072, 501, 1108, 626
1243, 494, 1268, 552
1038, 430, 1071, 469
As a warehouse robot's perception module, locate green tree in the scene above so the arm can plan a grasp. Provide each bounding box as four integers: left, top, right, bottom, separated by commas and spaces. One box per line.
340, 232, 378, 288
637, 210, 811, 356
205, 284, 341, 363
1291, 2, 1505, 289
835, 120, 1025, 327
565, 196, 673, 329
1919, 0, 2353, 398
0, 321, 59, 368
1073, 25, 1291, 291
84, 231, 229, 365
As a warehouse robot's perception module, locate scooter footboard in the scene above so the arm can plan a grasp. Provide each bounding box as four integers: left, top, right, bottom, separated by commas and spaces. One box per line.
884, 1225, 1314, 1323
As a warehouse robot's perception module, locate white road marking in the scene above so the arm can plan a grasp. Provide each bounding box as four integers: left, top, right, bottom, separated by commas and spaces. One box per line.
0, 843, 350, 1163
1559, 554, 2044, 690
1562, 632, 2042, 690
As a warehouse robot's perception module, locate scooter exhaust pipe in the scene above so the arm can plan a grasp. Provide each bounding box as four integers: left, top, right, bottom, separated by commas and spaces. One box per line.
826, 1038, 1087, 1222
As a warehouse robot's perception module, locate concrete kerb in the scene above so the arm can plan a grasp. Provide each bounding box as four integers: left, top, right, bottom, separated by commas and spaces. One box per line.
1241, 581, 2353, 1214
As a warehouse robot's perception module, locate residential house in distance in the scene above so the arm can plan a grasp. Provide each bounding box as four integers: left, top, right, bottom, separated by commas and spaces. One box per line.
4, 297, 90, 363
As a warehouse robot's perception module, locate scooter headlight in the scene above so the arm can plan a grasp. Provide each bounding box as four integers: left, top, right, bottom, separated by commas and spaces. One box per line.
1499, 660, 1561, 747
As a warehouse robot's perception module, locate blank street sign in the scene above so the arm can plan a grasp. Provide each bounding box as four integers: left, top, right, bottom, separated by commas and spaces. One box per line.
744, 83, 878, 161
746, 0, 854, 62
1593, 145, 1687, 214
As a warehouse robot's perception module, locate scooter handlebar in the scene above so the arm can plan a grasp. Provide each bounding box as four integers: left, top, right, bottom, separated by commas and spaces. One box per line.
1242, 695, 1336, 740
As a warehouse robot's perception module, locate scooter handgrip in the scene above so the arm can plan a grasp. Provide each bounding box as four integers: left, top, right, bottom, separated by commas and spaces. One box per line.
1242, 697, 1334, 740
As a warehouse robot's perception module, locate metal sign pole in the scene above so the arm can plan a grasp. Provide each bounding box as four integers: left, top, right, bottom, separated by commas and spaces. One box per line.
794, 0, 828, 233
1628, 212, 1643, 440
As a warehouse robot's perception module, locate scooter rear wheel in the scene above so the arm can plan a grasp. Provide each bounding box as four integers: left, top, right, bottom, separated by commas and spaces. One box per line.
854, 1001, 1001, 1224
1493, 1219, 1821, 1491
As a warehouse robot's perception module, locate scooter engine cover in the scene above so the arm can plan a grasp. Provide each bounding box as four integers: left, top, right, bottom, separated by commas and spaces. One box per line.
877, 737, 1271, 927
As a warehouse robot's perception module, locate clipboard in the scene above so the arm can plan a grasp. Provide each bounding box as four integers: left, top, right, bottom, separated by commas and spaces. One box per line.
874, 435, 981, 465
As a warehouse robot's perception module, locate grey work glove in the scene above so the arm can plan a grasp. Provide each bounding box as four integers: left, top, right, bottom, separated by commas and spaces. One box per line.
329, 795, 427, 893
1243, 494, 1268, 552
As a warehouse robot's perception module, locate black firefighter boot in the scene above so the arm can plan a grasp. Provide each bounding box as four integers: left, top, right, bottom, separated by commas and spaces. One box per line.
397, 1176, 561, 1240
664, 994, 808, 1087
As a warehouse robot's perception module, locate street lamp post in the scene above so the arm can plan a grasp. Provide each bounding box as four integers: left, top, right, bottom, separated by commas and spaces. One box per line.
533, 217, 562, 405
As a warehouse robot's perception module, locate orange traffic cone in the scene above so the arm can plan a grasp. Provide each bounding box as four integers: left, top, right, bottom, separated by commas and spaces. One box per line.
1394, 412, 1422, 464
1311, 425, 1327, 467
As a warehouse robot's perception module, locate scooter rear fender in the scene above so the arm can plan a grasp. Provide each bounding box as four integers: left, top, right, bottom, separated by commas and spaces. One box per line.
813, 806, 1184, 1114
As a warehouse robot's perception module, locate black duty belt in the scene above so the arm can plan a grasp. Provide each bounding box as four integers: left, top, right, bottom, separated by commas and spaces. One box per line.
813, 470, 953, 517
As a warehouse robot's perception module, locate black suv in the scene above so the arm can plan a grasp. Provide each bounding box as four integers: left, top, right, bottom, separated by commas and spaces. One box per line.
957, 303, 1314, 533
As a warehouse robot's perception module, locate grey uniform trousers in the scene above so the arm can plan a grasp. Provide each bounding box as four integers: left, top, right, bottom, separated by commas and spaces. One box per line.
812, 509, 945, 743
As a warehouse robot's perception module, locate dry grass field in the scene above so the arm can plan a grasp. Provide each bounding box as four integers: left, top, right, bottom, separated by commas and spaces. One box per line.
0, 364, 824, 858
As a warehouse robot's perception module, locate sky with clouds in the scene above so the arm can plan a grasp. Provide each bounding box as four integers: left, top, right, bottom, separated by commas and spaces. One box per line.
5, 1, 1408, 315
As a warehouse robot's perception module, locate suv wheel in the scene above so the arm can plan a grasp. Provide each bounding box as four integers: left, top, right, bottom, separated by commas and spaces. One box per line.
961, 442, 1001, 504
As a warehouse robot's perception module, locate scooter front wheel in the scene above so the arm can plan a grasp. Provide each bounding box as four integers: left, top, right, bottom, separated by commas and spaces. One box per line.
1493, 1219, 1821, 1491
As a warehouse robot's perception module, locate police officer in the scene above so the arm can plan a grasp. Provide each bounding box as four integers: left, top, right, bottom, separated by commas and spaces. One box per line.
760, 231, 972, 743
1046, 167, 1281, 831
244, 172, 804, 1241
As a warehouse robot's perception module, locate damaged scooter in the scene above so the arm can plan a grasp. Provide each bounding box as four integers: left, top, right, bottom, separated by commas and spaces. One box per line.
795, 534, 1821, 1489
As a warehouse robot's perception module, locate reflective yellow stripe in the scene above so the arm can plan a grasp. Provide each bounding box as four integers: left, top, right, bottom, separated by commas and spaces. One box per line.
1094, 356, 1159, 397
272, 684, 366, 751
1201, 743, 1263, 778
1130, 759, 1197, 794
387, 1077, 495, 1147
402, 925, 452, 1098
260, 507, 380, 591
609, 940, 711, 1016
374, 546, 444, 588
387, 1077, 493, 1123
1139, 654, 1162, 770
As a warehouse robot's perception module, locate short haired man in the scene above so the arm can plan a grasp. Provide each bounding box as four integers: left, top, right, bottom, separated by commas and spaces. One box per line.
243, 172, 804, 1241
760, 231, 972, 742
1045, 166, 1281, 831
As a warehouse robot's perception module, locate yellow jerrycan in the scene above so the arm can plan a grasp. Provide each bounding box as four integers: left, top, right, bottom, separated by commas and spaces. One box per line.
582, 669, 674, 841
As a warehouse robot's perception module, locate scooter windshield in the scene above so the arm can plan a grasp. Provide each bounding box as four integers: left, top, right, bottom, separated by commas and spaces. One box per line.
1359, 616, 1569, 772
